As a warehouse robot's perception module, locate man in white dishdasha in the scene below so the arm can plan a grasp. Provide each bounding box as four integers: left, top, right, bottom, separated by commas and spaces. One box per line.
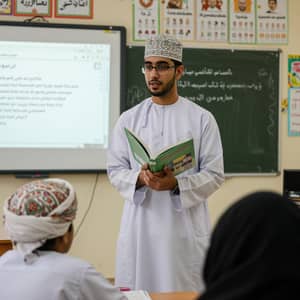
107, 34, 224, 293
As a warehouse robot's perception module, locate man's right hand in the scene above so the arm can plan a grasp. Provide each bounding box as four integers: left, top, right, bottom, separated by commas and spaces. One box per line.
136, 163, 149, 188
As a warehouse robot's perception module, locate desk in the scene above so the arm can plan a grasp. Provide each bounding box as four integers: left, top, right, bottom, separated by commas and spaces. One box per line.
150, 292, 198, 300
0, 239, 12, 255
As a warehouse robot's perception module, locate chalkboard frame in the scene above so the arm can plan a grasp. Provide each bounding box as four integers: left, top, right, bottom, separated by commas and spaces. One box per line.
125, 45, 281, 176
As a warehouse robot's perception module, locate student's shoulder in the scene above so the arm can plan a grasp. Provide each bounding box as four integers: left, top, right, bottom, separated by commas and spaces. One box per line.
37, 252, 109, 290
39, 251, 93, 272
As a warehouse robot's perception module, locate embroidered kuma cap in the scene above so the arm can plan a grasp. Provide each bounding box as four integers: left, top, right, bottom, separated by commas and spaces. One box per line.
144, 34, 183, 63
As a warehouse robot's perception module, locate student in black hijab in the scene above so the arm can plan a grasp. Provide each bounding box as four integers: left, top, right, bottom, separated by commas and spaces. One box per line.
199, 191, 300, 300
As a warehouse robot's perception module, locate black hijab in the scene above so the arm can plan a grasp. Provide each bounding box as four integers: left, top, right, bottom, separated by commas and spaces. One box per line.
199, 191, 300, 300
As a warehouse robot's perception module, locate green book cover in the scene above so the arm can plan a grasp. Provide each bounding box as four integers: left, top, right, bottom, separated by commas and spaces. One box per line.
124, 128, 195, 175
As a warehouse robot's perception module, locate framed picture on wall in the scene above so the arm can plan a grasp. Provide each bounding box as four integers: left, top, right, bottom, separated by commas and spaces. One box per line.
55, 0, 93, 19
14, 0, 52, 17
0, 0, 12, 15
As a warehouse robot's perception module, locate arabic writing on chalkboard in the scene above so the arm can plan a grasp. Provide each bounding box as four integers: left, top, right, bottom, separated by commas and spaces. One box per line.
125, 46, 280, 174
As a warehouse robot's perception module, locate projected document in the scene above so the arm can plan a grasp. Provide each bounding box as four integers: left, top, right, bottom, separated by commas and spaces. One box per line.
0, 41, 111, 148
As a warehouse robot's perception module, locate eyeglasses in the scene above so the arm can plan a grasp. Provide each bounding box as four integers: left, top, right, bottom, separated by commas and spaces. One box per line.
141, 62, 176, 74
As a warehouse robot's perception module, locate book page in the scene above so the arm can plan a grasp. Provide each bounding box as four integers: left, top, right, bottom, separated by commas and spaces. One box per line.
123, 290, 151, 300
124, 128, 150, 165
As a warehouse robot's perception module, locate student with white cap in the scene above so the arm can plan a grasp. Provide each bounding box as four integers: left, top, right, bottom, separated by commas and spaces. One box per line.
0, 178, 127, 300
107, 35, 224, 293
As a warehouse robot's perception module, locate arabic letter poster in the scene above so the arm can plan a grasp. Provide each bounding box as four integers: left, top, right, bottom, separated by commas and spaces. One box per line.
196, 0, 228, 43
256, 0, 288, 44
229, 0, 255, 44
14, 0, 52, 17
288, 88, 300, 136
0, 0, 12, 15
162, 0, 195, 41
133, 0, 160, 41
55, 0, 93, 18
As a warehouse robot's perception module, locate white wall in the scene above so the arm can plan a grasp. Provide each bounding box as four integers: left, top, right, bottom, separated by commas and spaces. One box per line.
1, 0, 300, 278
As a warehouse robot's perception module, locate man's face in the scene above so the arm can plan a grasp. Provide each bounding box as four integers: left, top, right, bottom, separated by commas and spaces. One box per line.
238, 0, 247, 12
143, 57, 177, 97
268, 0, 277, 11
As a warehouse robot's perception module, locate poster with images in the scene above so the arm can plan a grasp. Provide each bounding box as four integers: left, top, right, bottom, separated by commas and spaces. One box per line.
256, 0, 288, 44
133, 0, 159, 41
288, 55, 300, 88
0, 0, 12, 15
288, 55, 300, 136
229, 0, 255, 44
14, 0, 52, 16
196, 0, 227, 42
55, 0, 93, 18
162, 0, 194, 41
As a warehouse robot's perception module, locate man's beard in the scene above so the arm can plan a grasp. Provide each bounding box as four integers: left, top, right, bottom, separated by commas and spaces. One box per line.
147, 75, 176, 97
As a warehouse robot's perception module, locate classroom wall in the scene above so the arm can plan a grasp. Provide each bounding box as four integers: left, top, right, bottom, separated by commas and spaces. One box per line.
1, 0, 300, 278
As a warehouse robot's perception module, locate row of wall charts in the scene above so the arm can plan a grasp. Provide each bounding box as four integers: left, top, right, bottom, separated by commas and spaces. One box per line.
0, 0, 93, 19
134, 0, 288, 44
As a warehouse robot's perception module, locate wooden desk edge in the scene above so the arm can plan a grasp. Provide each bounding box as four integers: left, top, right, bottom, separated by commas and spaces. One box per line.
0, 239, 13, 256
0, 239, 11, 244
150, 291, 199, 300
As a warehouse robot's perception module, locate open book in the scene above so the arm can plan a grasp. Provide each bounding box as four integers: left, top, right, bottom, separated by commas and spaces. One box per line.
124, 128, 195, 176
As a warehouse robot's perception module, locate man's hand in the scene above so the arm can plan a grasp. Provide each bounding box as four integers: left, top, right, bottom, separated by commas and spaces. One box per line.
142, 166, 178, 191
136, 163, 149, 189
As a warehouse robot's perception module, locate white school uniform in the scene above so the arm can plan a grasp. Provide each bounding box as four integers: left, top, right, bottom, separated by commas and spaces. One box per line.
0, 250, 127, 300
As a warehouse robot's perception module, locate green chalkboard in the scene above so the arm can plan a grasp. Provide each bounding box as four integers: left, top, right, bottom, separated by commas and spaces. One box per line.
125, 46, 280, 175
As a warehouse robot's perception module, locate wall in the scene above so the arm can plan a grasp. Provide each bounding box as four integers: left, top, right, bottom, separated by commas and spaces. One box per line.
1, 0, 300, 278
